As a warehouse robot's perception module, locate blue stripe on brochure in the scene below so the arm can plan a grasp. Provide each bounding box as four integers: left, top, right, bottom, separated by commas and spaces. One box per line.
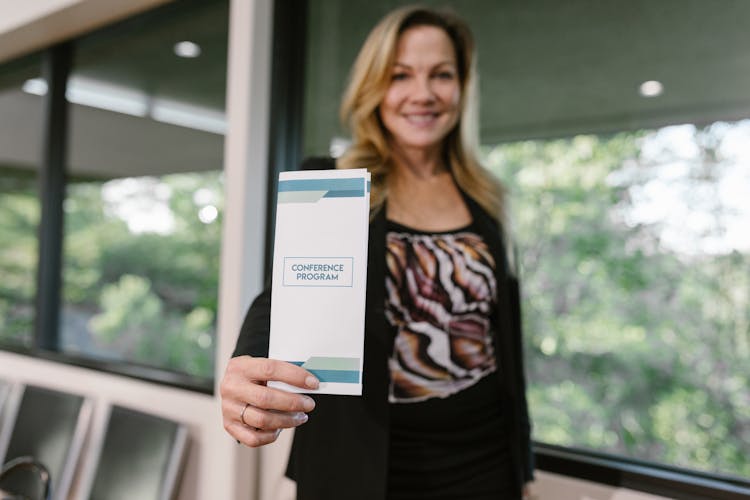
286, 362, 360, 383
322, 189, 365, 198
306, 369, 360, 383
278, 178, 365, 192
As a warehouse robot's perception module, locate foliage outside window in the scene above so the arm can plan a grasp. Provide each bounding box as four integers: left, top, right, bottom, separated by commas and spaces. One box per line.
0, 1, 227, 386
55, 0, 228, 381
0, 59, 43, 349
0, 170, 39, 347
484, 120, 750, 477
61, 172, 222, 378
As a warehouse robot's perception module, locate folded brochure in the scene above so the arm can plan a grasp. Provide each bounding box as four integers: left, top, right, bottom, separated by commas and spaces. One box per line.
268, 168, 370, 395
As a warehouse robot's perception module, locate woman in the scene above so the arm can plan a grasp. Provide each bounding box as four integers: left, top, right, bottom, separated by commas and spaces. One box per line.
221, 6, 534, 499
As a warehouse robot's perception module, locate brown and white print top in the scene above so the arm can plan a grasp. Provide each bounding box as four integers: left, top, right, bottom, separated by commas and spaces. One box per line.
385, 220, 498, 403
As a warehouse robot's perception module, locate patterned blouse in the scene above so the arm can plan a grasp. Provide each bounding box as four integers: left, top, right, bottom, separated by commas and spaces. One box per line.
385, 219, 498, 403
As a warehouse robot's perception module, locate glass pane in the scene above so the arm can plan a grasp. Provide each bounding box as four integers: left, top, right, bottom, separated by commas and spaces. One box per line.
60, 0, 228, 379
0, 56, 43, 348
484, 121, 750, 478
305, 0, 750, 478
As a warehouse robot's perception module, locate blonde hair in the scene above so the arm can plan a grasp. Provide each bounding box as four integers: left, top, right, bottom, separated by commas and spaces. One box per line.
337, 5, 506, 228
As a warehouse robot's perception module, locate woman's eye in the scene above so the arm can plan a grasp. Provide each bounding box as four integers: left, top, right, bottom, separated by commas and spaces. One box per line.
391, 73, 408, 81
435, 71, 455, 80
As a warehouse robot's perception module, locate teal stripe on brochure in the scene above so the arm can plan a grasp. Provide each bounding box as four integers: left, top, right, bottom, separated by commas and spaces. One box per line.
278, 178, 364, 192
367, 180, 371, 193
322, 189, 364, 198
287, 359, 360, 383
306, 369, 360, 383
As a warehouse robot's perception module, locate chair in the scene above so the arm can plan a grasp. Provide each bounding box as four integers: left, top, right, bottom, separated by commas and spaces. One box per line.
0, 456, 51, 500
82, 405, 188, 500
0, 385, 91, 500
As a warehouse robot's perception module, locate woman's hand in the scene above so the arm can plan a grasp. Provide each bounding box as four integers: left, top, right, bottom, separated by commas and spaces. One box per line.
221, 355, 319, 447
523, 483, 533, 499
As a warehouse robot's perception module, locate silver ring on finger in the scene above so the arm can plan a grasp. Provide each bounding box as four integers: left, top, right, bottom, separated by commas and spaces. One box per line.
240, 403, 251, 427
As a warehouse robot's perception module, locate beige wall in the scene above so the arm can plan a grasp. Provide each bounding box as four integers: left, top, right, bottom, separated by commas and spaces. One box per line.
532, 472, 672, 500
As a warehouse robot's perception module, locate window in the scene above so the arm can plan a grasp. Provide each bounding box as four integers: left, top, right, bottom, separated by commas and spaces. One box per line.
302, 0, 750, 483
0, 56, 43, 348
61, 172, 222, 378
58, 0, 228, 379
483, 121, 750, 478
0, 0, 228, 388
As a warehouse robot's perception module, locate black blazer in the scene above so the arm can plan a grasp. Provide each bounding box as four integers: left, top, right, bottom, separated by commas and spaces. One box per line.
233, 157, 534, 500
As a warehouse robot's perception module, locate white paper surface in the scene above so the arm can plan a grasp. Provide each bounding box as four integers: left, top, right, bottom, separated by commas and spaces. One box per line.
268, 168, 370, 395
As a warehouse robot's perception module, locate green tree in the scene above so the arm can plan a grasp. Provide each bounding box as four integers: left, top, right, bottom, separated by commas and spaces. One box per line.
61, 170, 223, 378
0, 170, 39, 346
484, 122, 750, 477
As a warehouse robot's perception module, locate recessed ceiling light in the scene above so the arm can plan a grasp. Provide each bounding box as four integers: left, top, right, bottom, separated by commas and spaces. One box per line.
22, 78, 48, 95
174, 41, 201, 58
639, 80, 663, 98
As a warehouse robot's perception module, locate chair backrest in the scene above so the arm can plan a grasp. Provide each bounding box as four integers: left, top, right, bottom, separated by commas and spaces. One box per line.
0, 385, 91, 500
84, 405, 188, 500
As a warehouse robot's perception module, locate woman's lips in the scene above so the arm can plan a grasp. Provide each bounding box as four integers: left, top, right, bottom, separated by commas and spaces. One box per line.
403, 112, 440, 126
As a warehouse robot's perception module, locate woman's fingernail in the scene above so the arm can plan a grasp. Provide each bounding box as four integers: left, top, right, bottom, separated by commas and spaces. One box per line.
295, 412, 309, 424
302, 396, 315, 412
305, 376, 319, 389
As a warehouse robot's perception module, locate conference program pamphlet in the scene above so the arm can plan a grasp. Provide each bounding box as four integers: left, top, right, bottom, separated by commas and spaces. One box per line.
268, 168, 370, 396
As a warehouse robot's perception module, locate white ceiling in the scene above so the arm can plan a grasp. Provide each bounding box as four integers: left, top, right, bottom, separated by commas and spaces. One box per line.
303, 0, 750, 154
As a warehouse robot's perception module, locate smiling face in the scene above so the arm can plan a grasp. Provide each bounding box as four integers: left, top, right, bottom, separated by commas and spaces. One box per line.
379, 25, 461, 158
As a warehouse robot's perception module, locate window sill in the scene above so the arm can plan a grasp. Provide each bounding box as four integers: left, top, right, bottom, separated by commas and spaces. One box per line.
534, 442, 750, 500
0, 344, 214, 394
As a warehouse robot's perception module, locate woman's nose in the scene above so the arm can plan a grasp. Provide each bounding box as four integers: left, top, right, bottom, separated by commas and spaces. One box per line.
410, 76, 436, 102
